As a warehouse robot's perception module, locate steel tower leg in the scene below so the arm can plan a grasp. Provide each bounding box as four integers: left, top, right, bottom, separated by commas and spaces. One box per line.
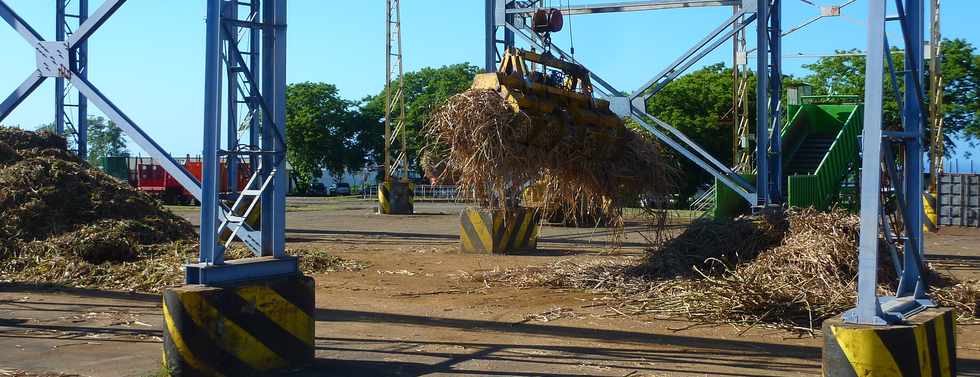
485, 0, 516, 72
755, 0, 781, 206
55, 0, 89, 158
189, 0, 294, 284
768, 0, 782, 202
755, 0, 770, 206
226, 1, 239, 194
845, 0, 933, 325
55, 2, 65, 136
77, 0, 88, 159
201, 0, 222, 264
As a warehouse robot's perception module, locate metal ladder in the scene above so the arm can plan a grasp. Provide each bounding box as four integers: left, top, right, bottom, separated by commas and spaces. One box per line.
218, 170, 275, 250
690, 185, 717, 215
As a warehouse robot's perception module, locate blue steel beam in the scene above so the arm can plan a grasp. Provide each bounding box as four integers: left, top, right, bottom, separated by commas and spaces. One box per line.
77, 0, 89, 159
55, 2, 66, 136
632, 115, 758, 202
0, 72, 45, 123
896, 0, 928, 301
755, 0, 770, 206
507, 0, 738, 15
69, 75, 199, 196
767, 0, 782, 203
845, 0, 933, 325
67, 0, 126, 48
0, 0, 270, 266
201, 0, 223, 264
225, 2, 239, 194
266, 0, 288, 256
848, 0, 891, 325
0, 1, 43, 45
635, 7, 757, 100
56, 0, 90, 158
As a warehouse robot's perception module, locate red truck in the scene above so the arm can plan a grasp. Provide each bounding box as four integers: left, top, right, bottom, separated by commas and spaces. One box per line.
136, 157, 251, 205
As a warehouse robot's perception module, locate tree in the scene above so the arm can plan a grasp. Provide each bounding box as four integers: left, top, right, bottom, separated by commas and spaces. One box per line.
803, 39, 980, 155
36, 116, 129, 165
803, 48, 903, 129
643, 63, 754, 202
934, 39, 980, 142
285, 82, 364, 193
86, 117, 129, 166
358, 63, 481, 173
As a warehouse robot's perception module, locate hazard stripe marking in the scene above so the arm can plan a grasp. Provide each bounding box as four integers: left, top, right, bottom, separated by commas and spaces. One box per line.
831, 326, 903, 375
179, 291, 286, 371
163, 296, 228, 377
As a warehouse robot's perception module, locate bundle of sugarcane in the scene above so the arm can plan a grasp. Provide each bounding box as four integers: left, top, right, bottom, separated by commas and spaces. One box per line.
474, 208, 979, 332
424, 89, 675, 226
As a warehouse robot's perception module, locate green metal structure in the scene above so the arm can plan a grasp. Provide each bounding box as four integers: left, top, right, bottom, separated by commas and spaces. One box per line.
713, 100, 863, 218
99, 156, 131, 182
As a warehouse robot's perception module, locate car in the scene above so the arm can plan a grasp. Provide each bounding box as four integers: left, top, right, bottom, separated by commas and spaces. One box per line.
330, 182, 351, 196
309, 182, 327, 196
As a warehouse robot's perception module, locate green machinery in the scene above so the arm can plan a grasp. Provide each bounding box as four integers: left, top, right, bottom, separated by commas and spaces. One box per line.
99, 156, 131, 182
714, 98, 864, 218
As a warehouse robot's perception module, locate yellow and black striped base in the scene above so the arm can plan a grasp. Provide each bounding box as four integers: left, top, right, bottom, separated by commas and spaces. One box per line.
924, 191, 939, 232
460, 207, 540, 254
163, 275, 315, 377
823, 308, 956, 377
379, 181, 414, 215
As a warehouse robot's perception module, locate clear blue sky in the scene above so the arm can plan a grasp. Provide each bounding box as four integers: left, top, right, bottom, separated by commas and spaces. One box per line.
1, 1, 977, 170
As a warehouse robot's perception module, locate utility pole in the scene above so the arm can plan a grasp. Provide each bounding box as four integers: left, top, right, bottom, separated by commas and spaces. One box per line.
381, 0, 415, 214
732, 2, 750, 172
928, 0, 943, 192
385, 0, 407, 185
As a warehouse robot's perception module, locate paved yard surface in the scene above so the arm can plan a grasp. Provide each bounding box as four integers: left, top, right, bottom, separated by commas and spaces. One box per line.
1, 198, 978, 376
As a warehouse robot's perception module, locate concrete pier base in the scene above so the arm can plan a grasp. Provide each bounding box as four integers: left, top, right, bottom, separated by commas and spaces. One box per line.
379, 181, 414, 215
460, 207, 540, 254
823, 307, 956, 377
162, 275, 315, 377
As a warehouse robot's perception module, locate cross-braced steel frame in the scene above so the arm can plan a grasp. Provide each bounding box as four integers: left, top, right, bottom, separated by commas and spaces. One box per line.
845, 0, 933, 325
55, 0, 89, 158
485, 0, 783, 207
0, 1, 89, 156
0, 0, 293, 285
190, 0, 294, 285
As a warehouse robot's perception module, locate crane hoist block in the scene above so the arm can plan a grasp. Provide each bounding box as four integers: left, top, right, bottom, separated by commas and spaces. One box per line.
472, 48, 626, 158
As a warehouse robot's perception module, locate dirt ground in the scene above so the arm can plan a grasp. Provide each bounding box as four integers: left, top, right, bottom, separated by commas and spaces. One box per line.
2, 197, 979, 376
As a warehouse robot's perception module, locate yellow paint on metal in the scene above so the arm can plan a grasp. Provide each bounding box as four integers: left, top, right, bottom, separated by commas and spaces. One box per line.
378, 186, 391, 214
163, 299, 227, 377
913, 325, 934, 377
178, 291, 286, 371
467, 210, 492, 247
934, 314, 953, 377
235, 286, 314, 347
512, 215, 531, 248
923, 192, 939, 232
830, 325, 903, 376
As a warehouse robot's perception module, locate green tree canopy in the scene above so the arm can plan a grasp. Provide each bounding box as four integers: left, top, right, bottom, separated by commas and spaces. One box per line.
803, 38, 980, 154
86, 116, 129, 166
285, 82, 365, 193
935, 38, 980, 141
37, 116, 129, 166
359, 63, 480, 171
643, 63, 754, 201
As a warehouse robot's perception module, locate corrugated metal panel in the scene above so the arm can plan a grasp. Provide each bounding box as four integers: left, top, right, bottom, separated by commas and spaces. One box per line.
938, 173, 980, 227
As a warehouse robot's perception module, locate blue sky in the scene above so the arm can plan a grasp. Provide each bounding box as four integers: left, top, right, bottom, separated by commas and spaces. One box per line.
0, 1, 977, 170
